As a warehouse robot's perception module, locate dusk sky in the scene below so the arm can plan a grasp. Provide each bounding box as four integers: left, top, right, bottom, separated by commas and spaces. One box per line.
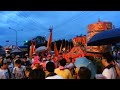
1, 11, 120, 46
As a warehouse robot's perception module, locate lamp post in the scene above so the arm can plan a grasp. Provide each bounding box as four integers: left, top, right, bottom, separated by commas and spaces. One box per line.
9, 27, 23, 47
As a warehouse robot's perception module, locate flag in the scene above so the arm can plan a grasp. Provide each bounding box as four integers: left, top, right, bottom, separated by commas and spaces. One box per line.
47, 27, 53, 51
69, 42, 72, 51
54, 42, 59, 57
29, 41, 36, 58
67, 42, 70, 52
59, 40, 63, 53
64, 40, 67, 52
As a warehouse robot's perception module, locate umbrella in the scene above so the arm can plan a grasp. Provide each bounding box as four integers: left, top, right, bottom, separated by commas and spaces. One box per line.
75, 57, 97, 79
11, 49, 21, 53
35, 46, 47, 52
87, 28, 120, 46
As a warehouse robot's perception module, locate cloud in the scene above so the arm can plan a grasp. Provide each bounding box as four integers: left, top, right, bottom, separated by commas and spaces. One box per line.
0, 11, 120, 46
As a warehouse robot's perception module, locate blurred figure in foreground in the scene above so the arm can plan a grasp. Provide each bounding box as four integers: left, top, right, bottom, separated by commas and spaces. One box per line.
46, 62, 63, 79
55, 58, 72, 79
96, 53, 117, 79
77, 67, 91, 79
29, 69, 45, 79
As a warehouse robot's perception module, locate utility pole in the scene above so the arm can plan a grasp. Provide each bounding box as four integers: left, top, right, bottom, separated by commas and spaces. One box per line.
9, 27, 23, 47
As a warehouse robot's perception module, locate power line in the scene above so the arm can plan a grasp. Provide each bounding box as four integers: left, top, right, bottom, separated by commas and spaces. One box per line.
53, 11, 98, 40
18, 11, 48, 32
54, 11, 94, 33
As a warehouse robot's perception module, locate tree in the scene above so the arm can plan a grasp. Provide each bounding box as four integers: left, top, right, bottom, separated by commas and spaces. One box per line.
24, 35, 74, 53
24, 36, 47, 48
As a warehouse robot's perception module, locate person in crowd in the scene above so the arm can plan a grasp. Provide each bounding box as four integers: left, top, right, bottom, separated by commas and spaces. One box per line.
0, 59, 10, 79
11, 54, 15, 60
54, 56, 59, 68
77, 67, 91, 79
6, 56, 14, 77
46, 62, 63, 79
25, 53, 31, 63
21, 56, 31, 67
0, 56, 4, 68
13, 55, 21, 66
40, 58, 49, 76
31, 53, 37, 64
24, 67, 32, 79
65, 57, 75, 76
96, 53, 117, 79
29, 69, 45, 79
46, 54, 54, 63
15, 55, 21, 61
12, 60, 26, 79
113, 50, 118, 61
111, 60, 120, 78
6, 51, 10, 57
55, 58, 72, 79
31, 56, 41, 70
41, 58, 47, 71
58, 53, 63, 61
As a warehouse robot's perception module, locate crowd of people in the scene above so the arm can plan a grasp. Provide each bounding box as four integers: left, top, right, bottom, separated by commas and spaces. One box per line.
0, 51, 120, 79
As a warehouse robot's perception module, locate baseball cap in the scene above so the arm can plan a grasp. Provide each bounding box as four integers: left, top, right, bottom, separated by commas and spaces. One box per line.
43, 58, 46, 61
25, 53, 28, 56
32, 53, 36, 55
16, 55, 20, 58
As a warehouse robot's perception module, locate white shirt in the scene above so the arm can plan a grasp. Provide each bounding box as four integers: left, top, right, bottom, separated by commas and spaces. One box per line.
46, 75, 63, 79
9, 63, 14, 73
13, 65, 26, 79
0, 69, 9, 79
102, 67, 117, 79
65, 63, 74, 69
31, 58, 34, 64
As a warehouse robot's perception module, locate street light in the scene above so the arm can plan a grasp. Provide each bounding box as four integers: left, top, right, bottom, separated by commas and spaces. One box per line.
9, 27, 23, 47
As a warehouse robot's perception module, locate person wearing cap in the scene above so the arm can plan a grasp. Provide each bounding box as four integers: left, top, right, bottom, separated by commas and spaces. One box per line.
0, 59, 10, 79
25, 53, 31, 63
12, 60, 26, 79
21, 56, 31, 67
11, 54, 15, 59
25, 53, 28, 57
13, 55, 21, 66
15, 55, 21, 60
